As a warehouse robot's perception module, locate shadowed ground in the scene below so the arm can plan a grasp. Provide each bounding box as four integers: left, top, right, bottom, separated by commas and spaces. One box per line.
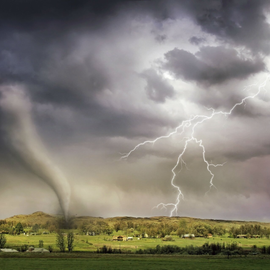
1, 254, 270, 270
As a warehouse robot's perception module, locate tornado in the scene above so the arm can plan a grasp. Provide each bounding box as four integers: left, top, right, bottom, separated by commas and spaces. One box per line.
0, 85, 70, 219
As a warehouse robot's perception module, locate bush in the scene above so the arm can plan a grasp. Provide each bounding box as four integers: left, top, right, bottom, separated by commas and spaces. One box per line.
39, 240, 44, 248
0, 234, 7, 248
20, 245, 29, 252
98, 245, 121, 253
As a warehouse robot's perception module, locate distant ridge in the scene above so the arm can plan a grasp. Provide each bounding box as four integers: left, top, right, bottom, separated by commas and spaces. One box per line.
4, 211, 56, 225
2, 211, 270, 228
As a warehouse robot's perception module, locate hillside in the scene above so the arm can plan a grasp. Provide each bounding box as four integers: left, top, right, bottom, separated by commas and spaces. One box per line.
4, 211, 57, 226
2, 212, 270, 230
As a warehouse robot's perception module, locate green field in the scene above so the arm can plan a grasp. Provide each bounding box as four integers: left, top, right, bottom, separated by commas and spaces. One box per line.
1, 254, 270, 270
4, 233, 270, 252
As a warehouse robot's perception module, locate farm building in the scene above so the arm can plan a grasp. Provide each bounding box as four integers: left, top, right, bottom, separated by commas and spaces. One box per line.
182, 234, 195, 238
237, 235, 247, 238
112, 235, 127, 241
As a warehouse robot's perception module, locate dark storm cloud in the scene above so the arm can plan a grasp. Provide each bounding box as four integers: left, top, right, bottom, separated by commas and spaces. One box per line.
163, 46, 265, 85
0, 0, 126, 85
0, 0, 122, 30
190, 0, 270, 54
151, 0, 270, 55
189, 36, 206, 46
130, 0, 270, 55
141, 69, 175, 103
0, 19, 170, 140
1, 0, 270, 53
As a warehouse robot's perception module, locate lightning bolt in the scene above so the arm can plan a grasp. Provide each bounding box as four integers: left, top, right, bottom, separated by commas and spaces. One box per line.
121, 76, 269, 216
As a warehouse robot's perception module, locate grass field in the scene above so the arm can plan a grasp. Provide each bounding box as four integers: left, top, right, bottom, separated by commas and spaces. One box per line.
2, 230, 270, 270
4, 233, 270, 252
1, 254, 270, 270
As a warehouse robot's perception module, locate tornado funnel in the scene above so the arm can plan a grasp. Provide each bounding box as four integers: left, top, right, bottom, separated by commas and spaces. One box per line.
0, 85, 70, 219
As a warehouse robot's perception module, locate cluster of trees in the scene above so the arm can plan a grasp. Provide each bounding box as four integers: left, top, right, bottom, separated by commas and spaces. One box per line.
0, 222, 48, 235
75, 219, 227, 238
3, 217, 270, 241
97, 245, 122, 254
56, 231, 75, 252
0, 222, 24, 235
135, 242, 242, 256
79, 221, 114, 236
0, 220, 23, 234
229, 224, 270, 238
0, 218, 72, 235
112, 220, 226, 238
185, 223, 225, 237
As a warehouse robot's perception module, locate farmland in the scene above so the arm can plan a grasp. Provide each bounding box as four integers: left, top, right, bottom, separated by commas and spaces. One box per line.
1, 211, 270, 253
2, 232, 270, 252
2, 212, 270, 269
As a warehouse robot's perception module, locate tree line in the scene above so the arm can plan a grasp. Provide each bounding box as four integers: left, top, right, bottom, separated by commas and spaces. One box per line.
229, 224, 270, 238
2, 218, 270, 239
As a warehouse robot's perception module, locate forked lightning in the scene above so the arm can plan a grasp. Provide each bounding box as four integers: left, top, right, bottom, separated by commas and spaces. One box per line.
121, 76, 269, 216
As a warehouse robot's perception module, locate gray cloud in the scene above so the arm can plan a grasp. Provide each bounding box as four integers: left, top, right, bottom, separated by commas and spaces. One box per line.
141, 69, 175, 103
189, 36, 206, 45
163, 46, 265, 85
163, 0, 270, 55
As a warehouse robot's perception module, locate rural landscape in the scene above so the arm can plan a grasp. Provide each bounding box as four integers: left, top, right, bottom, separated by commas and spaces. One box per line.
1, 211, 270, 269
2, 0, 270, 269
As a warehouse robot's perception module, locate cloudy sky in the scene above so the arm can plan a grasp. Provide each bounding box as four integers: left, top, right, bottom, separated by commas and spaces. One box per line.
1, 0, 270, 221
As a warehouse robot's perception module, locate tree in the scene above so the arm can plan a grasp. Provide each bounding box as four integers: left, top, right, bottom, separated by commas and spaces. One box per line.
39, 240, 44, 248
176, 227, 186, 237
213, 225, 225, 236
105, 227, 114, 236
0, 234, 6, 248
56, 231, 66, 252
67, 232, 75, 252
48, 225, 57, 233
0, 223, 9, 232
79, 222, 87, 234
32, 224, 40, 233
114, 222, 121, 232
15, 222, 24, 234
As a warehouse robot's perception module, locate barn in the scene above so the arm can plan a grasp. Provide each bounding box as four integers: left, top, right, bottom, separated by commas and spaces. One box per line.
112, 235, 127, 241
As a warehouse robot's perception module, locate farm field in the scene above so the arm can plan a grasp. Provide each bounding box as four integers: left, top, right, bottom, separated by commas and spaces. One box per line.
4, 233, 270, 252
1, 254, 270, 270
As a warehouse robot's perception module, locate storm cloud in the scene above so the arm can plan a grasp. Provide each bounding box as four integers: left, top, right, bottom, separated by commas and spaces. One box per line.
163, 46, 265, 85
141, 69, 175, 102
0, 0, 270, 221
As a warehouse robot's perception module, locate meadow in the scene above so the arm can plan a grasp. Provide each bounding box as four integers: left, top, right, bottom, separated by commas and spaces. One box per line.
1, 254, 270, 270
3, 232, 270, 252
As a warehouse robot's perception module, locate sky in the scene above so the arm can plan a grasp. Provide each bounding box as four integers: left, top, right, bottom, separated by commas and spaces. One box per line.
1, 0, 270, 221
